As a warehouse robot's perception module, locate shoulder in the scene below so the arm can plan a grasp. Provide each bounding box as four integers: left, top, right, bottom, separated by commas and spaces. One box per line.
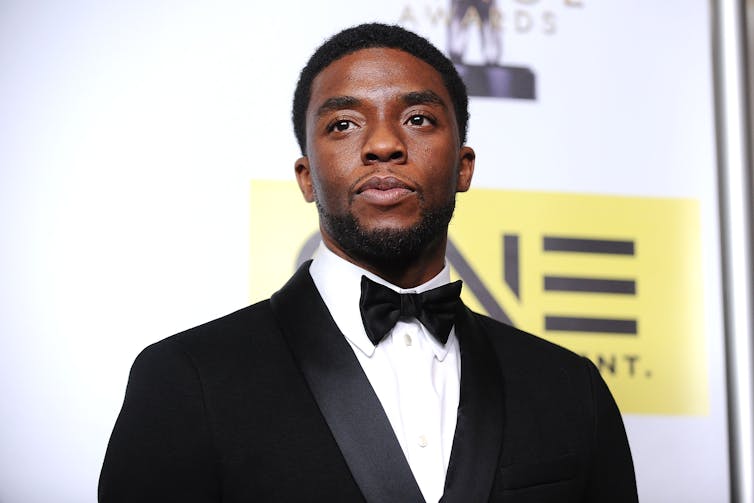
470, 310, 588, 370
467, 310, 603, 407
132, 300, 281, 379
469, 310, 619, 430
171, 299, 275, 348
130, 264, 319, 387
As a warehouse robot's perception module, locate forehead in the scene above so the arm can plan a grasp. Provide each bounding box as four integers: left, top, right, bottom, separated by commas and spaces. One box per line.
307, 47, 451, 111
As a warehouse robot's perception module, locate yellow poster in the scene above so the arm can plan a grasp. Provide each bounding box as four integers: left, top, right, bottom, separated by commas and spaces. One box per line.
251, 181, 706, 416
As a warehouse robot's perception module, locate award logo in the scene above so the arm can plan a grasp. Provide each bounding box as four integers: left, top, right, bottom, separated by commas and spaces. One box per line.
447, 0, 536, 99
397, 0, 586, 100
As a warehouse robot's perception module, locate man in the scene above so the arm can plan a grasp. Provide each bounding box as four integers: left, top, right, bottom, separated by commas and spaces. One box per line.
100, 23, 637, 502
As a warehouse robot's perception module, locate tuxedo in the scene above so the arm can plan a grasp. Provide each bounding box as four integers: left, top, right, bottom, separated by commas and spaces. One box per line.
99, 262, 637, 502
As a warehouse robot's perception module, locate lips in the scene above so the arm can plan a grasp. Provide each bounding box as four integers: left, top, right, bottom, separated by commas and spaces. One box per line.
357, 176, 413, 192
355, 176, 415, 206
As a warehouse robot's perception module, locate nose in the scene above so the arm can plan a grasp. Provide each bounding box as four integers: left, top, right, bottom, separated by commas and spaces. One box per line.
361, 121, 406, 165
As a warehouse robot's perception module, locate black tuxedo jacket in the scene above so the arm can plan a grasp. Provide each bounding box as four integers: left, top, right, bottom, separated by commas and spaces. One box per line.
100, 263, 637, 502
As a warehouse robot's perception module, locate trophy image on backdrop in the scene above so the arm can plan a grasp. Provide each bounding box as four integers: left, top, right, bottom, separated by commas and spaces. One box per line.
448, 0, 536, 99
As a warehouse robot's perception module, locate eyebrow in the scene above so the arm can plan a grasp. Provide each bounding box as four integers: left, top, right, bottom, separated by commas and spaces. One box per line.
402, 90, 446, 109
314, 90, 447, 119
315, 96, 361, 118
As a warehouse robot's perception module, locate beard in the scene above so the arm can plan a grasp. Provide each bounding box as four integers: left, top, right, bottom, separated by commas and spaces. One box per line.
316, 197, 456, 268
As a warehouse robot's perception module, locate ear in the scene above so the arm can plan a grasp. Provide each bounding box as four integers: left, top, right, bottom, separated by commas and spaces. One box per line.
455, 146, 475, 193
294, 156, 315, 202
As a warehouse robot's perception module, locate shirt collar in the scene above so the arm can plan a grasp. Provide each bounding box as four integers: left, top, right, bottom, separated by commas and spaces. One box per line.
308, 242, 453, 359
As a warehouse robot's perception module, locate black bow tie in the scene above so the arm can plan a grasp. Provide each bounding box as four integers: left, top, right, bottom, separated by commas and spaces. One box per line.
359, 276, 462, 346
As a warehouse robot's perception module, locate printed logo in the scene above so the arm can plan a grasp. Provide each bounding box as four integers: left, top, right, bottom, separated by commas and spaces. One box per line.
250, 181, 707, 416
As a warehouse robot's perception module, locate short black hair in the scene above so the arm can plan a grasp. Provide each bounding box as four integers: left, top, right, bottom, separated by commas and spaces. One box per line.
292, 23, 469, 155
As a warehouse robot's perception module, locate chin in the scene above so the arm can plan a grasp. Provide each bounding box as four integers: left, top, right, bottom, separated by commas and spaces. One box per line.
318, 199, 455, 264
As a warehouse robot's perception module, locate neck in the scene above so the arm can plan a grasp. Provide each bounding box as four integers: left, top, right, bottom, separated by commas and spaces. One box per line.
322, 234, 448, 289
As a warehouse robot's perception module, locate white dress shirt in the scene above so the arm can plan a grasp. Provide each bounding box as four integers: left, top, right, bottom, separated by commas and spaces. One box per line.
309, 243, 461, 503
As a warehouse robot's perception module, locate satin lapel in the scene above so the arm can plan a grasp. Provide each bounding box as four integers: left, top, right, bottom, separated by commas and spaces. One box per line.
440, 306, 505, 503
270, 262, 425, 503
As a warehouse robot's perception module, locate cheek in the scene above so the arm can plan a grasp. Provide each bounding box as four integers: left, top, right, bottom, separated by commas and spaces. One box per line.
310, 145, 361, 187
423, 148, 459, 192
308, 167, 351, 210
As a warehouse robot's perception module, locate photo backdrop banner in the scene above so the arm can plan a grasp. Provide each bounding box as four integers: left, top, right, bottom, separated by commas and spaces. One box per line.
0, 1, 728, 502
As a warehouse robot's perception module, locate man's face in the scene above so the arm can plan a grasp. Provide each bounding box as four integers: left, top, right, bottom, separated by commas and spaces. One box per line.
295, 47, 474, 265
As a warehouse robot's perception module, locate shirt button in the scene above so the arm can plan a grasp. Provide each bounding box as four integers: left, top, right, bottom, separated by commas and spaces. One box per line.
404, 333, 413, 346
418, 435, 428, 448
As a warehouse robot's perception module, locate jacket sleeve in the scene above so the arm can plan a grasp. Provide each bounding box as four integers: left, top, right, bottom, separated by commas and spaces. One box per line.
583, 358, 638, 502
98, 341, 219, 502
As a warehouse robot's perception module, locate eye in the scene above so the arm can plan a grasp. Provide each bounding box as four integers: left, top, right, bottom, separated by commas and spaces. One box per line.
405, 114, 435, 127
328, 119, 356, 133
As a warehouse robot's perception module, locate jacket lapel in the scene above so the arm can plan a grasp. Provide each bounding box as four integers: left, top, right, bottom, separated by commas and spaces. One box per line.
441, 306, 505, 503
270, 262, 425, 503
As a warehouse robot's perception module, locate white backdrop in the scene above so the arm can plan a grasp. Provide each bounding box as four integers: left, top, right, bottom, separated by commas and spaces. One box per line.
0, 1, 728, 501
